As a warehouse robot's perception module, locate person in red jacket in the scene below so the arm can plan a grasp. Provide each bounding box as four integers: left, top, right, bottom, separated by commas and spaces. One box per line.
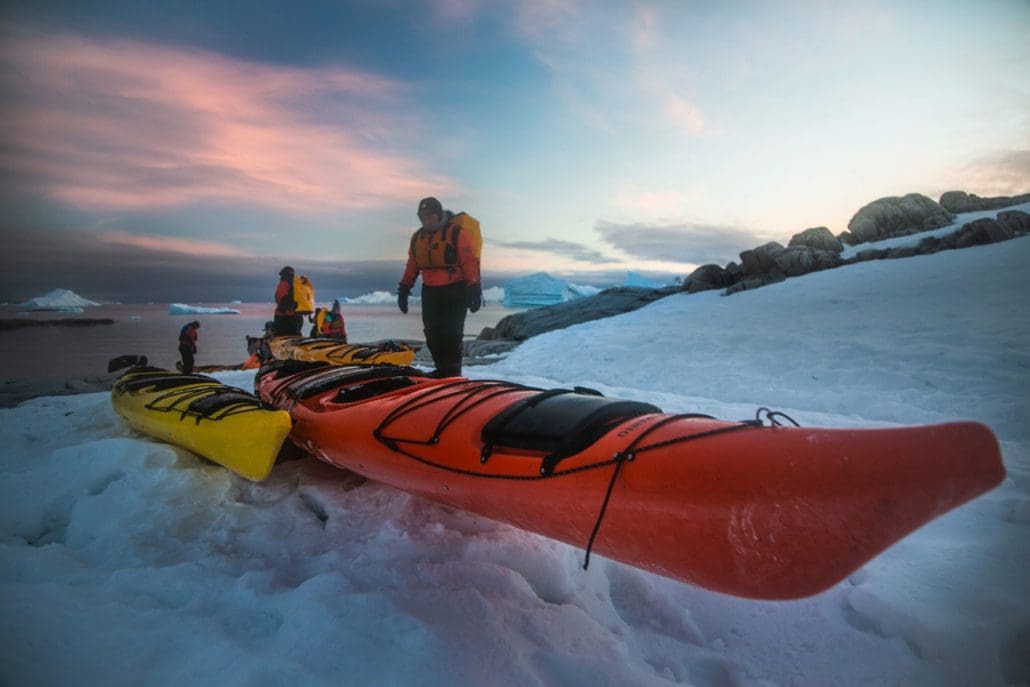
321, 299, 347, 341
273, 266, 302, 336
177, 321, 199, 374
397, 197, 481, 378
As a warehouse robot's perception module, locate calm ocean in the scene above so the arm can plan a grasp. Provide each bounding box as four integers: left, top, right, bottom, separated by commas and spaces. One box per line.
0, 302, 522, 381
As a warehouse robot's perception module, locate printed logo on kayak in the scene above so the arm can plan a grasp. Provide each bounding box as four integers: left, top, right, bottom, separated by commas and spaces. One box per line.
616, 414, 659, 438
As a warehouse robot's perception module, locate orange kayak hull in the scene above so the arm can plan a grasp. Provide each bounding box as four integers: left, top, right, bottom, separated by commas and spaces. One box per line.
256, 364, 1004, 599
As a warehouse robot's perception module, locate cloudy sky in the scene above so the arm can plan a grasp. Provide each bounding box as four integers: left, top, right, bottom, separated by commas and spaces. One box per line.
1, 0, 1027, 303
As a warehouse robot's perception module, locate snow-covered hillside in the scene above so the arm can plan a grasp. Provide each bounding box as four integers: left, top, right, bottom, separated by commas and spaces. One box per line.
1, 235, 1028, 686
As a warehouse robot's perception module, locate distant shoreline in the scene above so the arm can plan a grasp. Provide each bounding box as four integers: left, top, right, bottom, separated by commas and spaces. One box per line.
0, 318, 116, 331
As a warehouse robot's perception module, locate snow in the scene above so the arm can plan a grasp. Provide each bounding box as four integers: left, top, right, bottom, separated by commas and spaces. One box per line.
2, 234, 1030, 686
18, 288, 99, 310
168, 303, 241, 315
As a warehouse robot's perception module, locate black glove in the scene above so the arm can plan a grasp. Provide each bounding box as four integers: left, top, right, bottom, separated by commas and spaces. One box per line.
397, 284, 411, 314
466, 282, 482, 313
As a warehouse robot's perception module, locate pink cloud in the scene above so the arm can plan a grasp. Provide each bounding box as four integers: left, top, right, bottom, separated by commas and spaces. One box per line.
98, 230, 255, 258
0, 31, 453, 213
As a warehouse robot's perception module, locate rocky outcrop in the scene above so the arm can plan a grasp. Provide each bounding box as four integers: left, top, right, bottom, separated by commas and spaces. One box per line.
739, 241, 787, 277
725, 241, 842, 295
847, 210, 1030, 263
478, 286, 678, 341
1, 374, 118, 408
998, 210, 1030, 235
789, 226, 844, 253
845, 193, 955, 245
776, 246, 844, 277
683, 264, 735, 294
939, 191, 1030, 213
0, 318, 115, 331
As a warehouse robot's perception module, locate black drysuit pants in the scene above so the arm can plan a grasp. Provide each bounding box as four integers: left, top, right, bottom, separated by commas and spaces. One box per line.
178, 344, 195, 375
421, 281, 468, 377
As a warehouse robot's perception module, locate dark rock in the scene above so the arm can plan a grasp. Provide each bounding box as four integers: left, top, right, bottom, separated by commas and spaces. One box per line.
684, 264, 735, 293
788, 226, 844, 253
847, 193, 955, 244
918, 236, 943, 253
723, 276, 784, 296
0, 318, 116, 331
998, 210, 1030, 236
939, 190, 1030, 213
1, 373, 119, 408
724, 261, 743, 282
886, 246, 919, 259
955, 218, 1014, 248
739, 241, 785, 276
480, 286, 679, 341
463, 338, 520, 365
837, 230, 857, 246
773, 246, 843, 277
853, 248, 887, 262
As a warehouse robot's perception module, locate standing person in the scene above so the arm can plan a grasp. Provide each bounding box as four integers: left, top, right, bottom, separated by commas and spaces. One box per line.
322, 299, 347, 341
397, 197, 481, 378
177, 321, 200, 374
273, 266, 303, 336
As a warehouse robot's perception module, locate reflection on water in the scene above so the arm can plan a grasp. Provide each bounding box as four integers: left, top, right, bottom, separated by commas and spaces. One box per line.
0, 302, 521, 380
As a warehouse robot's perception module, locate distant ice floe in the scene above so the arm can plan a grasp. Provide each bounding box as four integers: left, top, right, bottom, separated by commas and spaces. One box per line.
168, 303, 241, 315
339, 290, 400, 306
19, 288, 100, 311
341, 287, 507, 306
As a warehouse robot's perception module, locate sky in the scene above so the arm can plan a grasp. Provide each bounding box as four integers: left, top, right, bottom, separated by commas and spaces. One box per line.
2, 214, 1028, 685
1, 0, 1028, 303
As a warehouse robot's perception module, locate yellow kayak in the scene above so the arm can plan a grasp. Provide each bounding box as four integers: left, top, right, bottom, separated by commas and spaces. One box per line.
111, 364, 292, 481
267, 336, 417, 366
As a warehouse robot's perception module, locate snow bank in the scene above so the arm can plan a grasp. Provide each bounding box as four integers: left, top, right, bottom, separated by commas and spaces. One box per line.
1, 236, 1028, 686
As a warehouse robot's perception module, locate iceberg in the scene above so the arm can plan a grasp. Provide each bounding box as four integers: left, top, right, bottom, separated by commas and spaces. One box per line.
503, 272, 588, 308
623, 272, 666, 289
482, 286, 505, 303
168, 303, 240, 315
342, 286, 503, 307
341, 291, 402, 306
19, 288, 100, 310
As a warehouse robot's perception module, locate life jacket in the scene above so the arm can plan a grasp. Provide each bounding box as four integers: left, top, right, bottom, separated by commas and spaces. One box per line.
294, 276, 315, 314
410, 212, 482, 270
275, 279, 294, 315
179, 324, 197, 347
322, 311, 346, 338
312, 308, 328, 335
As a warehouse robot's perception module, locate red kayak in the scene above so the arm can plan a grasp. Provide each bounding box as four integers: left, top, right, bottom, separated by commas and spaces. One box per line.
256, 361, 1005, 600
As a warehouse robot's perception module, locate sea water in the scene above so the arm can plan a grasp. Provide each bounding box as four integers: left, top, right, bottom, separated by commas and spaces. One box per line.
0, 302, 522, 381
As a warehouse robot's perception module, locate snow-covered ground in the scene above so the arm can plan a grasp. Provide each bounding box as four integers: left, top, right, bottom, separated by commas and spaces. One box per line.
2, 231, 1029, 685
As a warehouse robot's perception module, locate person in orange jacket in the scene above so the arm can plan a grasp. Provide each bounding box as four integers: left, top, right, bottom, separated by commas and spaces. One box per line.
273, 266, 302, 336
321, 299, 347, 341
397, 197, 481, 378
